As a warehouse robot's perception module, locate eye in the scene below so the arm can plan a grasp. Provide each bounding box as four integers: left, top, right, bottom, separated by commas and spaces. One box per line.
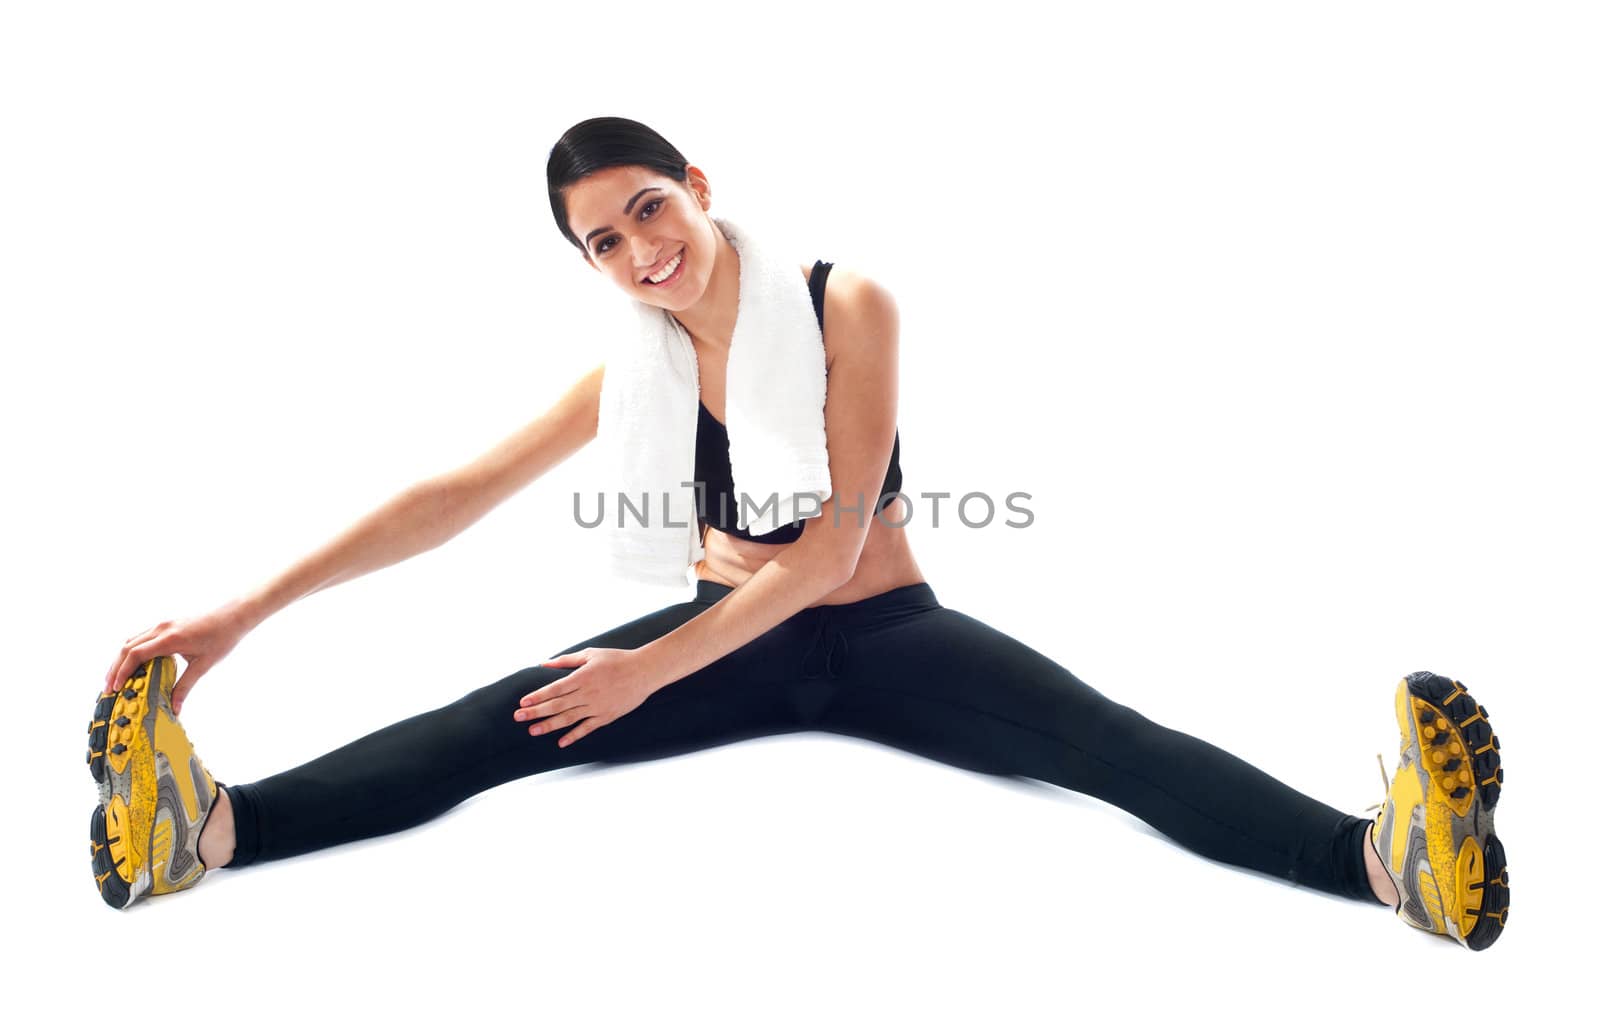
594, 198, 665, 257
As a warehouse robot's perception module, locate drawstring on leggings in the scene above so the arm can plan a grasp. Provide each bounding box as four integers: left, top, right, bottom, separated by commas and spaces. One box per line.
824, 621, 848, 678
801, 612, 849, 680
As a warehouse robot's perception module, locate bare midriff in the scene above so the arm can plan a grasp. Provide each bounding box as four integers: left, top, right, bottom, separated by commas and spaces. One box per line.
693, 494, 927, 606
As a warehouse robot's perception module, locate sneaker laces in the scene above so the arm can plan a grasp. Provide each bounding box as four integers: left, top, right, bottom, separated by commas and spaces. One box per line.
1362, 751, 1405, 914
1363, 752, 1390, 815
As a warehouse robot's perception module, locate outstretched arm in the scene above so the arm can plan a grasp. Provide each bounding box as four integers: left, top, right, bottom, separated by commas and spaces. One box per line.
106, 363, 606, 704
233, 363, 604, 629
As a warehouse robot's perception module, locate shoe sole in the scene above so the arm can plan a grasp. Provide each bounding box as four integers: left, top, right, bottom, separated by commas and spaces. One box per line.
88, 803, 132, 909
1400, 671, 1510, 951
85, 658, 165, 909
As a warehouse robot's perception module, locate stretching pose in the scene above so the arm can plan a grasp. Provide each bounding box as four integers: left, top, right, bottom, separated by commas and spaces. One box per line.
85, 117, 1509, 950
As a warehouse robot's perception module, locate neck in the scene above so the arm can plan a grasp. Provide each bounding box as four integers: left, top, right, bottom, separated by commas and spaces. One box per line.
668, 221, 741, 354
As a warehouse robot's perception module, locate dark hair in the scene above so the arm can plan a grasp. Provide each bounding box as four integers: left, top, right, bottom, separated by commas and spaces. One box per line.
547, 117, 690, 257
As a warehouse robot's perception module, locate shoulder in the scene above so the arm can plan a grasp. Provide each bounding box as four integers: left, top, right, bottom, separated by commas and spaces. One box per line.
804, 263, 899, 370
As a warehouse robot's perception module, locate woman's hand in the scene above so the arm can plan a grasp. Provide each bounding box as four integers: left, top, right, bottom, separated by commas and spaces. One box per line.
515, 647, 659, 749
102, 600, 255, 715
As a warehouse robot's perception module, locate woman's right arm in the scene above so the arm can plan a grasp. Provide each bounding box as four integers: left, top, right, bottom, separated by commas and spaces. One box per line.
103, 364, 606, 707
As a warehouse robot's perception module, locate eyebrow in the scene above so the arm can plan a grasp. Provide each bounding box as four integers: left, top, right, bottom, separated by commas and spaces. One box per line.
583, 187, 664, 251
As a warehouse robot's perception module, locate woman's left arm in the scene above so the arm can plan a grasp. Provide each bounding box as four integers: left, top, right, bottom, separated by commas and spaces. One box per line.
514, 272, 901, 747
641, 270, 902, 677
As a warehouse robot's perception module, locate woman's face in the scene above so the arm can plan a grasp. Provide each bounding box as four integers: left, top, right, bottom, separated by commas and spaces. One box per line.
563, 164, 718, 311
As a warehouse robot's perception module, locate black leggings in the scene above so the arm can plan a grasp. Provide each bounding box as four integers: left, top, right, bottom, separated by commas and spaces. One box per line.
220, 579, 1385, 905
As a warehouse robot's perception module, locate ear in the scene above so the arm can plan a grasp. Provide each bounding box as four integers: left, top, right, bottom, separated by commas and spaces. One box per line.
683, 165, 712, 210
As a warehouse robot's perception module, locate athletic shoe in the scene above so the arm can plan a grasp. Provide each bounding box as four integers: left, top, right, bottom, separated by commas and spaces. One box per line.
1366, 671, 1509, 950
86, 655, 219, 909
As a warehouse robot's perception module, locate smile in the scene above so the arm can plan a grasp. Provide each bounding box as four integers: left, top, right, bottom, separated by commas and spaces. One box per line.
643, 250, 685, 286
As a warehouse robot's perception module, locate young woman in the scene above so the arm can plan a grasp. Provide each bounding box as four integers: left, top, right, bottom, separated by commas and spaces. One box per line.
85, 117, 1509, 949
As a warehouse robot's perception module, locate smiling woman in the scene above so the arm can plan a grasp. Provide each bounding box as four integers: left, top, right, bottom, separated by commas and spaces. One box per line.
84, 115, 1509, 952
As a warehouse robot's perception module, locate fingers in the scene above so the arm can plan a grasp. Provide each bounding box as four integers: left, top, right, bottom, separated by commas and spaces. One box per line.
105, 622, 174, 693
558, 717, 598, 749
106, 639, 164, 695
514, 694, 573, 723
171, 658, 208, 716
519, 673, 581, 710
515, 649, 611, 747
523, 706, 589, 738
105, 634, 149, 693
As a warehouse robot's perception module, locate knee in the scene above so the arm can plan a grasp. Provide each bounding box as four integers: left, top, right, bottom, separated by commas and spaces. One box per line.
420, 668, 553, 753
1066, 696, 1162, 758
456, 665, 565, 711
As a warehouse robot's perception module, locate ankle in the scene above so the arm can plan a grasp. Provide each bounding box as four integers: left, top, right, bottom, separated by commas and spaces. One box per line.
198, 785, 237, 870
1364, 822, 1400, 908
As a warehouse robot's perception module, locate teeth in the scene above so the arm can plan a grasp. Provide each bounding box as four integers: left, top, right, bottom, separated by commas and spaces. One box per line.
646, 251, 682, 284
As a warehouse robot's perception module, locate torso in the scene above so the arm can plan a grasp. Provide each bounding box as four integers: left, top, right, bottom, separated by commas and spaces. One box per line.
692, 262, 926, 605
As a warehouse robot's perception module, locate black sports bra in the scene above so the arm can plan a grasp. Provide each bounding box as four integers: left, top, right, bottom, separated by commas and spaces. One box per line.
695, 259, 904, 546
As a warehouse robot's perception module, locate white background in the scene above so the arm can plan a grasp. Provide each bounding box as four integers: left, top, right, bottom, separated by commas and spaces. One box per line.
4, 1, 1594, 1004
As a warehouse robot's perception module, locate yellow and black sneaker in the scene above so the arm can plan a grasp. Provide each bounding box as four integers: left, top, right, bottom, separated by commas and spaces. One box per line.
86, 655, 219, 909
1367, 671, 1509, 950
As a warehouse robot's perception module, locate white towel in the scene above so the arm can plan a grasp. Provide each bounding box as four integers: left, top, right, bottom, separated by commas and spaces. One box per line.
594, 215, 832, 587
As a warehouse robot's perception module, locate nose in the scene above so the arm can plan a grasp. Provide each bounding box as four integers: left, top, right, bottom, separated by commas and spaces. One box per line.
631, 235, 662, 273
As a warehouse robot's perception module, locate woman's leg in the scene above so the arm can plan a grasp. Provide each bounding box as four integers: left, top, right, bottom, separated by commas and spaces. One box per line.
806, 583, 1387, 905
220, 587, 821, 868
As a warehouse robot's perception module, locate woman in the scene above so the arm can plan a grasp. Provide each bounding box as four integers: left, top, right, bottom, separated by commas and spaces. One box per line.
85, 117, 1508, 950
